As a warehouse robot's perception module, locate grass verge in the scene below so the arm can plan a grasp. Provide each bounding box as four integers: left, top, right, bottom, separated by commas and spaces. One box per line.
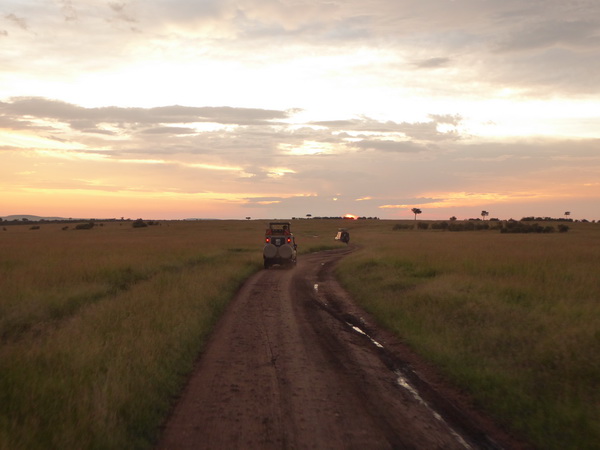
336, 221, 600, 450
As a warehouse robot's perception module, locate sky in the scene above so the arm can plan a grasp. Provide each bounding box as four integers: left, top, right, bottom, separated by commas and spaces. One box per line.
1, 0, 599, 221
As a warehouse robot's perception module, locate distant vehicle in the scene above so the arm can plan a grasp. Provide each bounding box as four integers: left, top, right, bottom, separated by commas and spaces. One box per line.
263, 222, 297, 269
335, 228, 350, 244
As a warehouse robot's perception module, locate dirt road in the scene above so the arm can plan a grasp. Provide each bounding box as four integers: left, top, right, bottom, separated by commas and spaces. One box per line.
157, 247, 525, 449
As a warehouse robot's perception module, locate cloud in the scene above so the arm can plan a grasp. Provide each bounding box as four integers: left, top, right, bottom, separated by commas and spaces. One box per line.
2, 0, 600, 103
4, 13, 27, 30
309, 116, 464, 140
428, 114, 463, 126
0, 97, 289, 130
59, 0, 78, 22
108, 2, 138, 23
1, 1, 599, 220
352, 140, 425, 153
413, 57, 451, 69
139, 126, 197, 135
495, 20, 600, 53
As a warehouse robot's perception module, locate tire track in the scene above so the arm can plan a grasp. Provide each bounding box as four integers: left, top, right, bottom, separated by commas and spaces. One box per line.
157, 248, 527, 449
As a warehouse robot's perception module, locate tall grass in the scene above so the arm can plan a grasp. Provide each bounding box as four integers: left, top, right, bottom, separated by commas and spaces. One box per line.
336, 221, 600, 449
0, 219, 347, 448
5, 218, 596, 449
0, 221, 259, 449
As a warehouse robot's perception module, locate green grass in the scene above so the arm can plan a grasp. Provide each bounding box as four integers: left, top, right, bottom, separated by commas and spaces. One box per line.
336, 221, 600, 449
0, 219, 346, 449
2, 218, 598, 449
0, 221, 261, 449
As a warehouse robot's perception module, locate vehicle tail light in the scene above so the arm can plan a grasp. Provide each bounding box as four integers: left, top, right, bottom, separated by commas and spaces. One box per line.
265, 237, 270, 243
287, 237, 291, 243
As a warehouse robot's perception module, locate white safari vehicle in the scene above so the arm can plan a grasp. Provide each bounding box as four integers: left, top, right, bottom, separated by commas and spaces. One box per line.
263, 222, 297, 269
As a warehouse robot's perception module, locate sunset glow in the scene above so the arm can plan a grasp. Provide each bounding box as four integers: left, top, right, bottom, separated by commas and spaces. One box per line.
1, 1, 599, 221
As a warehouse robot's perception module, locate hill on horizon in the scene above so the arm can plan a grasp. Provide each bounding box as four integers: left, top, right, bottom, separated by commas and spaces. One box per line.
1, 215, 78, 221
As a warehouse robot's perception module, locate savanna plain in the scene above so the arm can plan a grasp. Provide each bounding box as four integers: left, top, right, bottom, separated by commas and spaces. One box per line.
0, 219, 598, 449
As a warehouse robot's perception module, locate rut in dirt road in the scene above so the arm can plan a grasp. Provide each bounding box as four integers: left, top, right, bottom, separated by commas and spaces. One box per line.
157, 248, 522, 450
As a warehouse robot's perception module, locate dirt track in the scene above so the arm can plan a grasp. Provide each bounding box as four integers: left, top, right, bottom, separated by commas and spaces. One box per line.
157, 247, 526, 449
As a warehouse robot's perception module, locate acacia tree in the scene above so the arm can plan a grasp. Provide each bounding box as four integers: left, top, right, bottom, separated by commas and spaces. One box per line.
564, 211, 571, 219
411, 208, 422, 220
481, 210, 489, 220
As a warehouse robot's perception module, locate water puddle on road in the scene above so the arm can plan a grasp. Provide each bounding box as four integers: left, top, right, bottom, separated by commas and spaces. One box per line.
395, 370, 472, 449
346, 321, 472, 450
346, 322, 384, 348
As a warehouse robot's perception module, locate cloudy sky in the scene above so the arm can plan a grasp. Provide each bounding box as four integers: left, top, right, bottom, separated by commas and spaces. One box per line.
1, 0, 599, 220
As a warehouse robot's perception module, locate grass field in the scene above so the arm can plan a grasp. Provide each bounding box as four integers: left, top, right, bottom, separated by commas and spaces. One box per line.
336, 219, 600, 450
1, 218, 598, 449
0, 219, 339, 449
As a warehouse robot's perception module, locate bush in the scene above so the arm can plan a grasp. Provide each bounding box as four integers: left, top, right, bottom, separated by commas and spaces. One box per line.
75, 222, 94, 230
132, 219, 148, 228
392, 223, 413, 230
448, 221, 474, 231
500, 222, 555, 234
430, 221, 449, 230
417, 222, 429, 230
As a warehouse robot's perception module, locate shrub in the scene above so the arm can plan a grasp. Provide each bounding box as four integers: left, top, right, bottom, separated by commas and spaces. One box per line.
392, 223, 413, 230
417, 222, 429, 230
500, 222, 555, 234
75, 222, 94, 230
431, 221, 449, 230
132, 219, 148, 228
448, 221, 475, 231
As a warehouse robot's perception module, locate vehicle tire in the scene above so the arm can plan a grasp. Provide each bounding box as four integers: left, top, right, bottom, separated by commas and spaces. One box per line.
278, 244, 293, 259
263, 244, 277, 259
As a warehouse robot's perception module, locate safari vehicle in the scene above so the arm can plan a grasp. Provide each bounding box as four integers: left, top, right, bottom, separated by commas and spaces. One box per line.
335, 228, 350, 244
263, 221, 297, 269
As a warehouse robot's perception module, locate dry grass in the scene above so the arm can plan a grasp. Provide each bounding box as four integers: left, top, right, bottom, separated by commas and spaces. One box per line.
336, 221, 600, 450
0, 219, 345, 449
3, 218, 597, 449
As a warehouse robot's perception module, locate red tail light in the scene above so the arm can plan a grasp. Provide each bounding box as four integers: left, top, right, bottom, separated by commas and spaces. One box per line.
265, 237, 271, 243
287, 237, 291, 243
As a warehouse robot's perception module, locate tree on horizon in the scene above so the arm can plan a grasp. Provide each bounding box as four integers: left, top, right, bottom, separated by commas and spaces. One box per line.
411, 208, 422, 220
